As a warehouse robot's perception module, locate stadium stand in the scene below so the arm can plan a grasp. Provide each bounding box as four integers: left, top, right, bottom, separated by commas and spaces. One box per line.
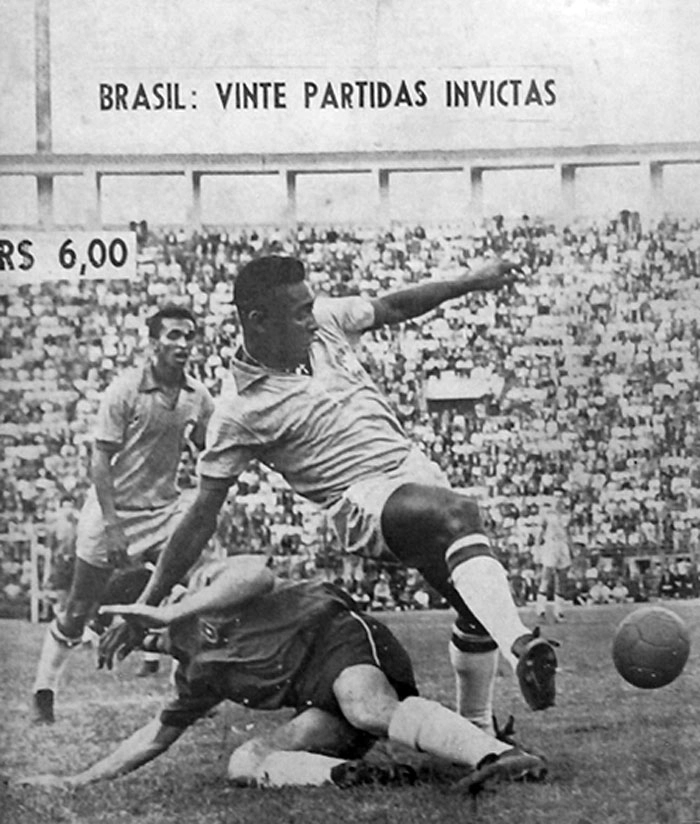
2, 213, 700, 617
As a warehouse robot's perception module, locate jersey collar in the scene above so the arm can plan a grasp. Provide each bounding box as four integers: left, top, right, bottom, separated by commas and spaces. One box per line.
138, 362, 196, 393
230, 348, 270, 393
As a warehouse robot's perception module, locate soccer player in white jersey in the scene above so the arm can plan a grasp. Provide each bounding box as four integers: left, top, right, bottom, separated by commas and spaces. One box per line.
31, 305, 215, 723
100, 256, 558, 732
534, 490, 572, 623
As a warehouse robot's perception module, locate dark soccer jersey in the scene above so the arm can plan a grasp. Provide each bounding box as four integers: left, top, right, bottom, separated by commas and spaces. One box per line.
160, 581, 357, 725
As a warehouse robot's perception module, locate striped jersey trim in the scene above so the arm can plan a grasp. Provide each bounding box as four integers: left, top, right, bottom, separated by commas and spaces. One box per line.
348, 611, 381, 667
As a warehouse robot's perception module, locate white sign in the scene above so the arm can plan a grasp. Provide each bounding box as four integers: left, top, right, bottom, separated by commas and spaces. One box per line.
49, 67, 572, 155
0, 231, 137, 284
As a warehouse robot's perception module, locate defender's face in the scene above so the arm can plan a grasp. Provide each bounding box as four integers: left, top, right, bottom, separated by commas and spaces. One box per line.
268, 282, 319, 369
153, 317, 196, 371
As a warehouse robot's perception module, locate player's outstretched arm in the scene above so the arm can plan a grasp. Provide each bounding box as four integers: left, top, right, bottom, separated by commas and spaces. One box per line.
17, 718, 185, 789
101, 555, 276, 627
141, 481, 232, 607
370, 258, 521, 327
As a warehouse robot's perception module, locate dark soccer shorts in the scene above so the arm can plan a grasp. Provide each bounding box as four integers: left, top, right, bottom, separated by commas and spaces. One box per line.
289, 609, 419, 717
160, 607, 418, 729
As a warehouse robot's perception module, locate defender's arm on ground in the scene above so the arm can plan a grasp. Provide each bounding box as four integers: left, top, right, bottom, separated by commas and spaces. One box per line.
101, 555, 275, 627
19, 718, 185, 789
370, 258, 520, 327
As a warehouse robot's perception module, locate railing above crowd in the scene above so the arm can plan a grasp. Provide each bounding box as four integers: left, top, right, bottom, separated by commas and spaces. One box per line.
2, 212, 700, 618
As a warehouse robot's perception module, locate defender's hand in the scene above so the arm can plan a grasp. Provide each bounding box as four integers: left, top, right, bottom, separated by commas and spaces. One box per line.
14, 774, 76, 791
97, 615, 145, 670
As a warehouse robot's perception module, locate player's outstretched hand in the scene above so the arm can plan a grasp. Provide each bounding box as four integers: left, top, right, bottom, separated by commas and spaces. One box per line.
14, 773, 76, 791
100, 602, 173, 629
97, 615, 146, 670
466, 259, 523, 292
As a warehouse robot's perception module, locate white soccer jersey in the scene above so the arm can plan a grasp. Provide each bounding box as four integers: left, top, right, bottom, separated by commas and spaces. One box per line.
92, 363, 214, 510
535, 510, 572, 569
199, 297, 413, 505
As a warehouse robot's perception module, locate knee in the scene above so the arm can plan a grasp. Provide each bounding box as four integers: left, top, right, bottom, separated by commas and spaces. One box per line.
339, 697, 390, 737
334, 665, 400, 737
57, 596, 97, 638
383, 485, 484, 555
335, 682, 397, 737
441, 496, 484, 541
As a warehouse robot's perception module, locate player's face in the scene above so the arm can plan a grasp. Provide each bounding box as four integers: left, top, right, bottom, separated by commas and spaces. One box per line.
268, 282, 319, 368
153, 317, 196, 371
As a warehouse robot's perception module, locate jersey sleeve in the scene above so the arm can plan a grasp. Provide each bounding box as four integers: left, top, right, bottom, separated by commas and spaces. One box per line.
197, 401, 257, 483
314, 296, 375, 342
158, 665, 222, 728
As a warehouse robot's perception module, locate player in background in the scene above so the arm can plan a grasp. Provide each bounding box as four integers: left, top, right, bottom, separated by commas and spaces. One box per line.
100, 256, 558, 729
534, 490, 572, 624
20, 555, 547, 793
31, 305, 215, 724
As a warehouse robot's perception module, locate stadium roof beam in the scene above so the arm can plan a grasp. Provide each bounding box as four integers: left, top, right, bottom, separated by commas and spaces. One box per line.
2, 141, 700, 176
1, 141, 699, 228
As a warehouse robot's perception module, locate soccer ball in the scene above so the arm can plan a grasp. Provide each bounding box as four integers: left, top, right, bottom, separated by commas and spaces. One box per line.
612, 606, 691, 689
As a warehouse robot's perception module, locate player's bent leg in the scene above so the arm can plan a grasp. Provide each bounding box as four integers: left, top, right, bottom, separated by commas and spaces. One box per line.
333, 664, 400, 738
57, 558, 114, 638
269, 705, 370, 758
32, 559, 113, 724
389, 695, 546, 792
332, 663, 539, 781
387, 695, 510, 767
381, 484, 530, 670
228, 708, 369, 787
382, 484, 557, 710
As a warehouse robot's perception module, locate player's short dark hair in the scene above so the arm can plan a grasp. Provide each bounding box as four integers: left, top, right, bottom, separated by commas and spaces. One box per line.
234, 256, 306, 314
147, 304, 198, 339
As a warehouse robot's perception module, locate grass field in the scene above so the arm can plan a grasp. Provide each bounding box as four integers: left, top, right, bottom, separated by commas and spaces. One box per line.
2, 601, 700, 824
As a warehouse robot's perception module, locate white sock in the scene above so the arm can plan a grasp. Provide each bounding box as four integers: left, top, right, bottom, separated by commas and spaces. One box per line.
33, 621, 77, 694
252, 752, 346, 787
449, 643, 498, 734
449, 552, 530, 671
536, 592, 547, 616
554, 594, 565, 618
388, 696, 509, 767
227, 738, 270, 783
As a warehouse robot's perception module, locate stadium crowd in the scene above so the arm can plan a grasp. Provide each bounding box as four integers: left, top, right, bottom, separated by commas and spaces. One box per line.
2, 213, 700, 617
